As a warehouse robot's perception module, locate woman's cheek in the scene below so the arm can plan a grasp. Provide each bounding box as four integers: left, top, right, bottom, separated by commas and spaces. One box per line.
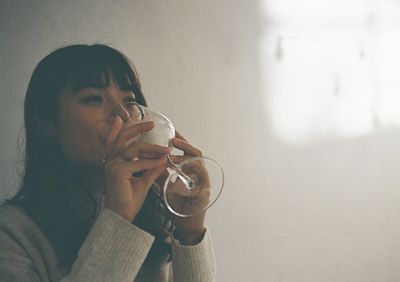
57, 121, 103, 164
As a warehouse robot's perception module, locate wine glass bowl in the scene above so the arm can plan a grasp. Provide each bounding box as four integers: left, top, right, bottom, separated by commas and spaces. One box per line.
125, 103, 224, 217
126, 103, 175, 148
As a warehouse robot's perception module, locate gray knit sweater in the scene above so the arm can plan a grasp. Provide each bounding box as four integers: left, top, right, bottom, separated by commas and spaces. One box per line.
0, 195, 216, 281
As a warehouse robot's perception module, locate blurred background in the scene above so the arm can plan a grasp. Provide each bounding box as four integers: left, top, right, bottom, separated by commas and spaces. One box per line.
1, 0, 400, 281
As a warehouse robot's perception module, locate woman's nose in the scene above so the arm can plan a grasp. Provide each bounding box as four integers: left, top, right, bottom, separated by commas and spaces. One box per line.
112, 103, 130, 122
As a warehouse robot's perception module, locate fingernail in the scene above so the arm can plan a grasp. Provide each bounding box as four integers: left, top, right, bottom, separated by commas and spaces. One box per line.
139, 120, 152, 125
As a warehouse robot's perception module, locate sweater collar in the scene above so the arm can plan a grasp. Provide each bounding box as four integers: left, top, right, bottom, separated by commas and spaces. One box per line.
70, 192, 106, 221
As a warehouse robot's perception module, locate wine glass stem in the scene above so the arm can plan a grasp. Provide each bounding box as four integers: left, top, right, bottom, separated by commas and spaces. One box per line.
167, 155, 195, 188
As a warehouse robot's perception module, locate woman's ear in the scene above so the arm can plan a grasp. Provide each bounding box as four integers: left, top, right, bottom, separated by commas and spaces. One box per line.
33, 116, 56, 138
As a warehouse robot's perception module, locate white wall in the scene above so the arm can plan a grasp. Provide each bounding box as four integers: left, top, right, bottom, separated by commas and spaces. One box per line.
1, 1, 400, 281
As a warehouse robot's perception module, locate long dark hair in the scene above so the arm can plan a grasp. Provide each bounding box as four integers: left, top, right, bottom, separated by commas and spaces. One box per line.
6, 44, 171, 270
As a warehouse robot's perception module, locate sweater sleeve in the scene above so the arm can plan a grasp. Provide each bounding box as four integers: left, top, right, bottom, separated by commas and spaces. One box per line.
61, 208, 154, 282
170, 229, 216, 282
0, 208, 154, 282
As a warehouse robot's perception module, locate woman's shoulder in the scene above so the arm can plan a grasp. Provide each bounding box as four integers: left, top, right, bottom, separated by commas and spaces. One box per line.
0, 203, 54, 259
0, 203, 39, 235
0, 202, 27, 219
0, 202, 25, 219
0, 204, 64, 281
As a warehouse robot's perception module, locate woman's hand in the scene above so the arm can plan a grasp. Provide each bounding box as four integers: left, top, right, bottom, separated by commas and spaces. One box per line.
166, 131, 208, 245
103, 116, 171, 222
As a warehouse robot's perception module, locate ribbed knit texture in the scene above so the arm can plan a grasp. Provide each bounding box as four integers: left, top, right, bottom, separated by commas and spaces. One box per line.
171, 234, 216, 282
63, 209, 155, 281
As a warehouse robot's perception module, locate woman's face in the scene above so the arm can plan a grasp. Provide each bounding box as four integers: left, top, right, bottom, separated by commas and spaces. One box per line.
56, 80, 137, 167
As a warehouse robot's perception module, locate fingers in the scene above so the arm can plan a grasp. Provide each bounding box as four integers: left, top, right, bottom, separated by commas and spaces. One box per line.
126, 156, 168, 173
172, 137, 202, 157
106, 121, 155, 160
105, 149, 167, 171
175, 130, 188, 142
120, 143, 171, 161
142, 164, 168, 188
129, 157, 168, 190
169, 155, 187, 164
166, 176, 210, 205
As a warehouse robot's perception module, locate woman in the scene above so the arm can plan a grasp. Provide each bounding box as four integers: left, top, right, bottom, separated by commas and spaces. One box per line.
0, 44, 216, 281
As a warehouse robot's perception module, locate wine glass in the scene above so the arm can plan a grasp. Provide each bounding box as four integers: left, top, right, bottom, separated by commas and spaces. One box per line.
125, 102, 224, 217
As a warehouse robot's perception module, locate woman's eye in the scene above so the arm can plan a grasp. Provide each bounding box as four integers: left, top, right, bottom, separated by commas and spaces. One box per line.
124, 98, 137, 106
124, 98, 136, 105
82, 96, 103, 104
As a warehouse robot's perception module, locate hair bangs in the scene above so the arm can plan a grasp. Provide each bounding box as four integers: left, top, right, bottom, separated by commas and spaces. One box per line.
69, 50, 140, 96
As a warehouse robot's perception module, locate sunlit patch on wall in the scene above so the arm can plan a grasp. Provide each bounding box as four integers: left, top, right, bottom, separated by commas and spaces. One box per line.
259, 0, 400, 145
